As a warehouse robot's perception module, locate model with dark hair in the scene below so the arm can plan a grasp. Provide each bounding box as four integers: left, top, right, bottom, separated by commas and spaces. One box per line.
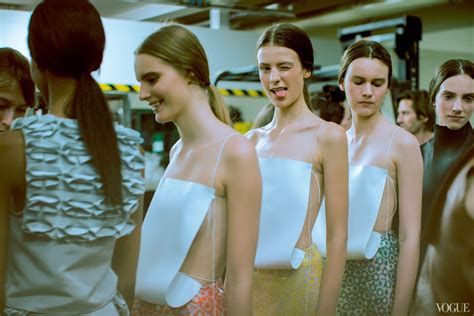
0, 47, 35, 132
247, 23, 348, 315
332, 40, 422, 315
0, 0, 145, 314
396, 89, 434, 145
133, 24, 261, 316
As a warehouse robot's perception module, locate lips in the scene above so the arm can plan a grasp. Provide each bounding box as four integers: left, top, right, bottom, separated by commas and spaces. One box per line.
270, 87, 287, 98
149, 100, 163, 112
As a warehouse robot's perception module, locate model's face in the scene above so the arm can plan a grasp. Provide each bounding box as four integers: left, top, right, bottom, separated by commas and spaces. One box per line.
435, 74, 474, 130
135, 53, 190, 123
0, 77, 28, 132
257, 45, 310, 109
397, 99, 426, 134
340, 57, 389, 117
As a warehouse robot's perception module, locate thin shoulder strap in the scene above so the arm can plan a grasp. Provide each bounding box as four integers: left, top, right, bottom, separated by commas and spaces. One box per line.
310, 122, 324, 166
211, 133, 239, 189
310, 123, 324, 203
385, 129, 398, 170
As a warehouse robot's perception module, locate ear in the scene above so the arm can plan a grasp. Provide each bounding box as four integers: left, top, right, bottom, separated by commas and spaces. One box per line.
420, 115, 428, 123
303, 69, 311, 79
339, 81, 345, 92
186, 71, 195, 84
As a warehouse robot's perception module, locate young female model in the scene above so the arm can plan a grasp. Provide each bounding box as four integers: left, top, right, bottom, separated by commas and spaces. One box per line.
335, 40, 422, 315
247, 23, 348, 315
0, 0, 144, 314
133, 24, 261, 316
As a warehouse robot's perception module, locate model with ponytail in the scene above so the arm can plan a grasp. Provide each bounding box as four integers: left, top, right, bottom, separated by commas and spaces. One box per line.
0, 0, 144, 314
133, 24, 261, 315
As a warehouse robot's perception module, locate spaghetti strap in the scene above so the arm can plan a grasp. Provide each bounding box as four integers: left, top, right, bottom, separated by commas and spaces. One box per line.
309, 123, 323, 203
384, 129, 398, 228
211, 133, 239, 189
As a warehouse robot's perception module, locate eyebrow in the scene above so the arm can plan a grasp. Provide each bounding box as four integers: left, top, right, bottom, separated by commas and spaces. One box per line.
258, 62, 294, 66
137, 71, 159, 82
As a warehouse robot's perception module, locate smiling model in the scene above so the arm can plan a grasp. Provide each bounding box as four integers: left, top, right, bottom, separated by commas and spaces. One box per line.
132, 24, 261, 316
246, 23, 348, 315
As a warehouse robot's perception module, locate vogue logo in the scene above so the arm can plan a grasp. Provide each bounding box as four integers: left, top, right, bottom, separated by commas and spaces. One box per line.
436, 303, 470, 313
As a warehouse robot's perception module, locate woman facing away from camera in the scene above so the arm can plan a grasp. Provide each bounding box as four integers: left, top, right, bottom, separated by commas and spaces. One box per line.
133, 24, 261, 316
0, 0, 145, 315
329, 40, 422, 315
247, 23, 348, 315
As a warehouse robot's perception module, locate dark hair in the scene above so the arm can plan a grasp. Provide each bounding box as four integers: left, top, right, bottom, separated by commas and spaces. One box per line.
257, 23, 314, 106
397, 90, 434, 131
429, 59, 474, 106
0, 47, 35, 106
28, 0, 123, 206
136, 24, 231, 125
311, 85, 345, 124
339, 40, 392, 87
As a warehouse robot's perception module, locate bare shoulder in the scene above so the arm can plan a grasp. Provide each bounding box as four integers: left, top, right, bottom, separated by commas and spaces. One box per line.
317, 121, 347, 146
392, 125, 420, 152
0, 130, 25, 184
244, 127, 264, 145
224, 134, 258, 163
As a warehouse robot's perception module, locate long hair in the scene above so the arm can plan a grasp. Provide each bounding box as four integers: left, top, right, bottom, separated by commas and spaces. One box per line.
429, 59, 474, 106
28, 0, 123, 206
257, 23, 314, 106
136, 24, 231, 125
339, 40, 392, 87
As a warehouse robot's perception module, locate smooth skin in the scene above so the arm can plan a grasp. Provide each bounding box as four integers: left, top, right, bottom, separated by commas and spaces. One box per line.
135, 53, 261, 316
341, 57, 422, 316
247, 45, 348, 315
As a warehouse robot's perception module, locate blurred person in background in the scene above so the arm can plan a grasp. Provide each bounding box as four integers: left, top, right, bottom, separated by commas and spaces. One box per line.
396, 89, 434, 145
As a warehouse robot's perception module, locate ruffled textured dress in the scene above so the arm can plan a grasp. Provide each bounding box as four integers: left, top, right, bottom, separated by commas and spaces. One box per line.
4, 115, 145, 316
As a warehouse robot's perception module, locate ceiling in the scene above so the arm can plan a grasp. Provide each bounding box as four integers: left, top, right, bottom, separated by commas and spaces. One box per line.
0, 0, 457, 30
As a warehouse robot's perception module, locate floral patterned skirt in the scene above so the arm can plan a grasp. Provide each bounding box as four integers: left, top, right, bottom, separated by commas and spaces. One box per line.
337, 231, 399, 316
132, 281, 225, 316
252, 244, 324, 316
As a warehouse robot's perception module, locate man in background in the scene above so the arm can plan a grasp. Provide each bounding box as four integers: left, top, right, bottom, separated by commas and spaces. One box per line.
396, 90, 434, 145
0, 47, 35, 132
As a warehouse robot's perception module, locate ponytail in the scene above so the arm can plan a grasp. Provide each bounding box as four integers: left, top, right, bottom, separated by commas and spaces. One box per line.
208, 85, 232, 126
69, 75, 123, 206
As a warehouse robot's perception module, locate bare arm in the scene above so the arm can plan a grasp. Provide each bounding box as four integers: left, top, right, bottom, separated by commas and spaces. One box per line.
223, 137, 261, 316
112, 147, 145, 310
315, 123, 348, 315
392, 131, 423, 316
0, 132, 24, 310
112, 196, 143, 310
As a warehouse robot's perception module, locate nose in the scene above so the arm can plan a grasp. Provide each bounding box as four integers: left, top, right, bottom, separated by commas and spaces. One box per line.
452, 98, 462, 114
396, 113, 403, 124
1, 107, 15, 130
269, 68, 281, 83
362, 83, 373, 97
138, 85, 150, 101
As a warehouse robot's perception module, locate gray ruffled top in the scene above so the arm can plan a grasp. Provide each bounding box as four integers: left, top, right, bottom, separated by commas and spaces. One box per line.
5, 114, 145, 314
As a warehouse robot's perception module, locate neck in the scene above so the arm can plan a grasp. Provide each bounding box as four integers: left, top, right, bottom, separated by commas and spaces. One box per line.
415, 129, 433, 145
349, 111, 384, 140
270, 94, 313, 130
44, 72, 78, 118
174, 86, 222, 147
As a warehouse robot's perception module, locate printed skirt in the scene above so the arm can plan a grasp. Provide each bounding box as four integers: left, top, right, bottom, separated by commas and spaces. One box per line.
132, 281, 225, 316
337, 231, 399, 316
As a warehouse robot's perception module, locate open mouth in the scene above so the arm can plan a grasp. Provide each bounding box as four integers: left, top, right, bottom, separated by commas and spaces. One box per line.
270, 87, 287, 98
150, 100, 163, 111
